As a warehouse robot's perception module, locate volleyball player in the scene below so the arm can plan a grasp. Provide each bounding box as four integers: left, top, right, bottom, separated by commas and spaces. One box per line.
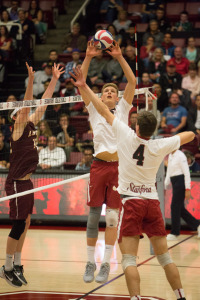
0, 63, 64, 288
73, 40, 136, 284
70, 66, 194, 300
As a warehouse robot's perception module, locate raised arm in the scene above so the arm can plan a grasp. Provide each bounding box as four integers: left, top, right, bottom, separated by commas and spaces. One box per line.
14, 62, 35, 127
70, 67, 115, 126
80, 41, 102, 105
177, 131, 195, 146
106, 41, 136, 104
29, 64, 65, 125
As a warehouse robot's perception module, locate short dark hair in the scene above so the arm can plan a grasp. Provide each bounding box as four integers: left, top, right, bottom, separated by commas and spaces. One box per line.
137, 111, 157, 137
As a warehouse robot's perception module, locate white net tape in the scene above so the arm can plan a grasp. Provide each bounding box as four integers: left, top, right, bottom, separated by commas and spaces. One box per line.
0, 88, 157, 110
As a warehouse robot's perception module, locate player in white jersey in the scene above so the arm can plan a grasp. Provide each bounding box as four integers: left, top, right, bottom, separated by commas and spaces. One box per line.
70, 41, 136, 284
70, 66, 195, 300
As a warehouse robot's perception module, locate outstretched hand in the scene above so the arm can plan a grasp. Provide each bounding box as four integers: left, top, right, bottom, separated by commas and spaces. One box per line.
69, 67, 86, 88
106, 40, 122, 58
86, 40, 102, 57
26, 62, 35, 79
52, 63, 65, 79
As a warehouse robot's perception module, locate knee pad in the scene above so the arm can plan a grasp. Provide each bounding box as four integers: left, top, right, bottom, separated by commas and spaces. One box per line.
86, 206, 102, 238
105, 209, 118, 228
121, 254, 137, 271
157, 252, 173, 268
9, 220, 26, 240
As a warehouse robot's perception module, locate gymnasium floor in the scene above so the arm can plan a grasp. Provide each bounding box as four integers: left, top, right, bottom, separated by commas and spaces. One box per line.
0, 228, 200, 300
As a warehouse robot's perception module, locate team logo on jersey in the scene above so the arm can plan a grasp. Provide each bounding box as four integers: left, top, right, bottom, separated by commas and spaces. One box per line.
129, 183, 151, 194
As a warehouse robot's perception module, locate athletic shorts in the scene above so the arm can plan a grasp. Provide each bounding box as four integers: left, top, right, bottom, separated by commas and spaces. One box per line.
5, 179, 34, 220
118, 198, 166, 243
87, 160, 121, 209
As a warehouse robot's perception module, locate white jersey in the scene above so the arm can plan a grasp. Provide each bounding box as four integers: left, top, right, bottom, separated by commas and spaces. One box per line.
112, 118, 180, 200
87, 97, 132, 156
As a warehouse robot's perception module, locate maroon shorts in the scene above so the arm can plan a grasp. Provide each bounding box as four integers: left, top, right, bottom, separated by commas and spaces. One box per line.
5, 179, 34, 220
118, 198, 166, 243
87, 160, 121, 209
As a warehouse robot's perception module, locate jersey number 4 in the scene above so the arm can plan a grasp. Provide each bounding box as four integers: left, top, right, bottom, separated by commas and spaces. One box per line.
133, 145, 145, 166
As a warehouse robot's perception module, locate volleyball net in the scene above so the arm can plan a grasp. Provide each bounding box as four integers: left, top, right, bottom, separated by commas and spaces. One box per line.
0, 88, 158, 221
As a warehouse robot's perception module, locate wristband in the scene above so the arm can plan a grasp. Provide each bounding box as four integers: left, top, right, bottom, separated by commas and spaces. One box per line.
185, 189, 190, 191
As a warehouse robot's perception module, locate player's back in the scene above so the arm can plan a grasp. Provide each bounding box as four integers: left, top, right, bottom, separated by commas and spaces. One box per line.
112, 119, 180, 200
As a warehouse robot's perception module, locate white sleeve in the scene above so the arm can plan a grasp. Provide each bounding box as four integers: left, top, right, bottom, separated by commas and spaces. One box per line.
51, 148, 66, 167
39, 149, 45, 164
116, 97, 132, 124
179, 153, 191, 189
164, 165, 171, 189
160, 135, 180, 156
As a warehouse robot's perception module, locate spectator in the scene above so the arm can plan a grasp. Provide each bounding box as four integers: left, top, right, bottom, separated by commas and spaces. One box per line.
139, 96, 161, 130
122, 45, 144, 81
87, 51, 107, 84
102, 56, 123, 83
140, 36, 156, 69
167, 47, 190, 76
0, 130, 10, 169
54, 113, 76, 161
12, 9, 35, 61
155, 7, 170, 33
159, 60, 182, 95
60, 79, 85, 116
184, 150, 200, 173
25, 62, 61, 97
138, 72, 153, 88
121, 22, 136, 50
159, 92, 187, 134
187, 94, 200, 134
0, 25, 12, 60
45, 106, 67, 129
183, 37, 200, 64
181, 63, 200, 101
0, 10, 11, 25
63, 49, 82, 80
75, 147, 93, 172
142, 19, 164, 48
0, 115, 11, 143
37, 78, 51, 99
161, 32, 176, 59
7, 0, 21, 21
106, 24, 122, 46
113, 10, 131, 34
25, 0, 47, 44
153, 83, 169, 112
38, 136, 66, 169
129, 109, 137, 130
61, 22, 87, 53
100, 0, 123, 23
171, 11, 193, 32
148, 47, 166, 83
37, 120, 52, 152
141, 0, 161, 23
91, 84, 100, 93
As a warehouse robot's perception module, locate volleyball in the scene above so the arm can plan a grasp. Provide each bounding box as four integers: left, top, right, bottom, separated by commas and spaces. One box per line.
93, 30, 113, 49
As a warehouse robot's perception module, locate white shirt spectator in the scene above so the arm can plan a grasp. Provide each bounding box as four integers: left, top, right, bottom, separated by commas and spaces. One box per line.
165, 150, 191, 190
39, 146, 66, 168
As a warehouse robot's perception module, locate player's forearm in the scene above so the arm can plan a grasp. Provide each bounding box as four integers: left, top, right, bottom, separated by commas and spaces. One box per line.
42, 77, 57, 99
81, 56, 92, 80
177, 131, 195, 146
117, 55, 136, 84
24, 77, 34, 101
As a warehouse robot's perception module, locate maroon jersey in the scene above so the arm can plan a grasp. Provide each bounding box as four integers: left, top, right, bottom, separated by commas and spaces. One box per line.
6, 121, 38, 183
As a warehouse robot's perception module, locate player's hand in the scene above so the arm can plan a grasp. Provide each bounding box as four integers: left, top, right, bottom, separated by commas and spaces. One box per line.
69, 67, 86, 88
52, 63, 65, 79
185, 190, 191, 200
26, 62, 35, 79
86, 40, 102, 57
106, 40, 122, 58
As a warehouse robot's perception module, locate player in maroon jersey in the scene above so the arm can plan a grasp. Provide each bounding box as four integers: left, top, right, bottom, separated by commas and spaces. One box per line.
0, 62, 64, 288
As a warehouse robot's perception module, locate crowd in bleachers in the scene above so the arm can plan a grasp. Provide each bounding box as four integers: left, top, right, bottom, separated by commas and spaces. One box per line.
0, 0, 200, 171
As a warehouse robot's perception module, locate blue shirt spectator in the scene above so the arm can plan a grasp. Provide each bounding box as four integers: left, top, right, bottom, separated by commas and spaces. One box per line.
100, 0, 123, 23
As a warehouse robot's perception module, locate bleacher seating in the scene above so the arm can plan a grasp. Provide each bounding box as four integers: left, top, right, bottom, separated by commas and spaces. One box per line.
64, 151, 83, 170
166, 2, 185, 22
185, 2, 200, 22
127, 4, 143, 22
69, 116, 90, 140
171, 38, 185, 48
